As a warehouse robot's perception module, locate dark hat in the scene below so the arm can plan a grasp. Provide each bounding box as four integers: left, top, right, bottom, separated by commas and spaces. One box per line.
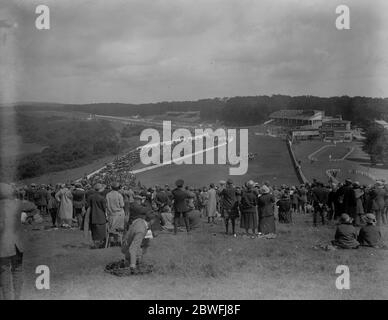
227, 179, 233, 185
175, 179, 184, 187
111, 182, 121, 190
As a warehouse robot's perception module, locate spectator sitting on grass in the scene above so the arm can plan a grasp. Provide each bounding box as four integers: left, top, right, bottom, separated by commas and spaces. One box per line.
331, 213, 359, 249
358, 213, 382, 248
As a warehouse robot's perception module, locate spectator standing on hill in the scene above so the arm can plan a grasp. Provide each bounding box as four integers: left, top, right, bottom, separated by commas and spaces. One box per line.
55, 183, 74, 228
353, 182, 365, 226
258, 185, 276, 235
72, 182, 86, 229
26, 183, 37, 203
370, 181, 386, 226
343, 179, 357, 222
311, 182, 329, 227
47, 185, 59, 228
277, 193, 292, 223
298, 184, 308, 215
87, 183, 107, 249
35, 184, 49, 216
328, 184, 340, 220
240, 180, 258, 236
172, 179, 191, 234
155, 185, 169, 213
220, 179, 239, 236
290, 186, 299, 214
206, 183, 217, 224
106, 182, 125, 244
0, 183, 38, 300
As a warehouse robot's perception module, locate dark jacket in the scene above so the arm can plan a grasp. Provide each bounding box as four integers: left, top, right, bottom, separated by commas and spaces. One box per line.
88, 192, 107, 225
220, 186, 237, 211
333, 223, 359, 249
342, 186, 357, 216
277, 198, 291, 212
172, 187, 190, 213
240, 189, 257, 214
257, 193, 275, 218
312, 186, 329, 206
72, 188, 86, 209
358, 225, 381, 247
35, 188, 49, 207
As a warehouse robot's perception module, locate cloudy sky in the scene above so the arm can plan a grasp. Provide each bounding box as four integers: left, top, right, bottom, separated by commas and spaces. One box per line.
1, 0, 388, 104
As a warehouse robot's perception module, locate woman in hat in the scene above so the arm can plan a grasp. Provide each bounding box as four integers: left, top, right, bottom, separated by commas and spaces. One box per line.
257, 185, 276, 234
55, 183, 74, 228
240, 180, 258, 236
358, 213, 382, 247
331, 213, 359, 249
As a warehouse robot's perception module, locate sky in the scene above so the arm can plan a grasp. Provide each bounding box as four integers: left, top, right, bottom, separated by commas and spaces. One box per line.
1, 0, 388, 104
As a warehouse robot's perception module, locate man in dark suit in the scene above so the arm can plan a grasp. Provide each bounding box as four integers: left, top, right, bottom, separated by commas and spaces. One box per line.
311, 181, 329, 226
172, 179, 191, 234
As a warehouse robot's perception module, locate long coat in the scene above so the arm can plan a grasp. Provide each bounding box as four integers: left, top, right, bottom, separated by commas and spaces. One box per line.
257, 193, 276, 234
206, 188, 217, 217
55, 187, 73, 221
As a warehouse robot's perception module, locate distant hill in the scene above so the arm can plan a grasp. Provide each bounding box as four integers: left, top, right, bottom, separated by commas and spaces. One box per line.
10, 94, 388, 127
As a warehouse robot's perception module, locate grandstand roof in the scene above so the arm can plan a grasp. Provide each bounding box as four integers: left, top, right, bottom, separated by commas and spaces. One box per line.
269, 109, 324, 120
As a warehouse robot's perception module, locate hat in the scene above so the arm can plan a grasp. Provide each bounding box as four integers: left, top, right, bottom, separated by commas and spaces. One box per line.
94, 183, 106, 192
364, 213, 377, 224
260, 185, 270, 194
376, 180, 384, 187
175, 179, 184, 187
339, 213, 352, 223
0, 183, 15, 199
111, 182, 121, 190
226, 179, 233, 185
75, 182, 83, 188
246, 180, 255, 188
219, 180, 226, 185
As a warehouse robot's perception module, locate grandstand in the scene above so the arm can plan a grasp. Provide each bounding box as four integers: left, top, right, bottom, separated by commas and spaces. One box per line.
269, 110, 324, 128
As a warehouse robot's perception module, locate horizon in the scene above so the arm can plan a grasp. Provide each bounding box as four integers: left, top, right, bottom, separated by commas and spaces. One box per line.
3, 93, 388, 108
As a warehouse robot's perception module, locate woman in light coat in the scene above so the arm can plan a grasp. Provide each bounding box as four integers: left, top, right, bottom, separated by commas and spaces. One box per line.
206, 183, 217, 223
55, 184, 73, 228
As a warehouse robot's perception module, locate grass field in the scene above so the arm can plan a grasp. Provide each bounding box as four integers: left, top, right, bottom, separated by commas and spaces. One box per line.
20, 214, 388, 300
316, 145, 353, 161
292, 140, 379, 185
135, 134, 298, 187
